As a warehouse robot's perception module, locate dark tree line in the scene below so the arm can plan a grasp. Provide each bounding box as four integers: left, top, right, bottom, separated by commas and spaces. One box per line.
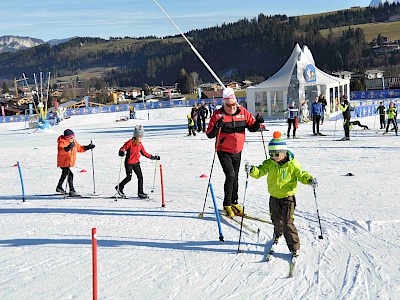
0, 4, 399, 88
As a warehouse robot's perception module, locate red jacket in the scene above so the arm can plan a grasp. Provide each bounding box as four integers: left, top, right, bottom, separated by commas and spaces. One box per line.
57, 136, 86, 167
120, 139, 152, 164
206, 106, 259, 153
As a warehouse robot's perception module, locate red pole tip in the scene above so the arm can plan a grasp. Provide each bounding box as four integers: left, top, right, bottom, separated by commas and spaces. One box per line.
80, 169, 87, 173
13, 163, 18, 167
199, 174, 208, 178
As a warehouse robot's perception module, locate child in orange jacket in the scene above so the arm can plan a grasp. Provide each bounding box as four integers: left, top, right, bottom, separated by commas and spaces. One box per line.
115, 125, 160, 198
56, 129, 95, 196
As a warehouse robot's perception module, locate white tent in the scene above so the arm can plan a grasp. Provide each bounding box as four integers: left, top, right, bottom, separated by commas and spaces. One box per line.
246, 44, 350, 118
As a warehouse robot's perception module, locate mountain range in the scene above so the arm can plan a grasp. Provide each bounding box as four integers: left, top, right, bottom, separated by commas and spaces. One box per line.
0, 36, 76, 54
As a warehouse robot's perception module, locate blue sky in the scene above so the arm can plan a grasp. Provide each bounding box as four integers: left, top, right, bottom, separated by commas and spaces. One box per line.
0, 0, 371, 41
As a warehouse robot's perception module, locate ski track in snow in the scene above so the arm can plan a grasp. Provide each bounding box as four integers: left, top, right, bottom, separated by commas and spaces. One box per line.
0, 109, 399, 299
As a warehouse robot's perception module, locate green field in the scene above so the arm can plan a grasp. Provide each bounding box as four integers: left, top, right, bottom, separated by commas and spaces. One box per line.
320, 21, 400, 42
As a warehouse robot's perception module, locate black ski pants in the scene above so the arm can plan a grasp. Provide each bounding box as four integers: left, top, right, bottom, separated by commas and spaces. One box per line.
269, 196, 300, 251
217, 151, 241, 206
386, 118, 398, 134
379, 115, 386, 129
118, 162, 144, 194
343, 118, 350, 138
188, 126, 196, 136
312, 115, 321, 134
287, 118, 296, 137
57, 167, 75, 192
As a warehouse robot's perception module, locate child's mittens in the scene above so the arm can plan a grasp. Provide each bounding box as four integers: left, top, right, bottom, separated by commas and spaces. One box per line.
309, 178, 318, 189
244, 162, 253, 174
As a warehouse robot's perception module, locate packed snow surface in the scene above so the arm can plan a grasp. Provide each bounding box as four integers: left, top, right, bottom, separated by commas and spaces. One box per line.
0, 108, 399, 299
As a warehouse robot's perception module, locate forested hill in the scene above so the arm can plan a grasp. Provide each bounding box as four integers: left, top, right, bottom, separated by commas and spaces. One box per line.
0, 3, 400, 87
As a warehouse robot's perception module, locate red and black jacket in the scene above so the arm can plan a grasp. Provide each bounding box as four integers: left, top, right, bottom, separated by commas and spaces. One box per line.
206, 106, 260, 154
120, 139, 152, 165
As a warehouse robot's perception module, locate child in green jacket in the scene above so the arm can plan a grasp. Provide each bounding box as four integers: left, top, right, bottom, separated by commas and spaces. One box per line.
245, 131, 317, 257
384, 102, 398, 135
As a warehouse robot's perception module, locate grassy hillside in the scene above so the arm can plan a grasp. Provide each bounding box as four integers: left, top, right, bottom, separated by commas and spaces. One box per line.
320, 21, 400, 42
296, 7, 365, 25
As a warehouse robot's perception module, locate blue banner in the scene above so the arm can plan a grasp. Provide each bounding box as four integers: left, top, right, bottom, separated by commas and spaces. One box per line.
351, 89, 400, 100
1, 97, 240, 124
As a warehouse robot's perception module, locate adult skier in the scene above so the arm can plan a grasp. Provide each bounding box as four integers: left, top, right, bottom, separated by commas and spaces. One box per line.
206, 87, 264, 218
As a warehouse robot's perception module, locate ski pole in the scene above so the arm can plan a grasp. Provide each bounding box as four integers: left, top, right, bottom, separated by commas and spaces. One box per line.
373, 113, 377, 131
237, 171, 249, 253
90, 139, 96, 194
198, 128, 221, 218
64, 151, 73, 199
313, 188, 324, 239
114, 156, 123, 201
16, 161, 26, 202
260, 129, 268, 159
209, 183, 224, 242
151, 159, 158, 193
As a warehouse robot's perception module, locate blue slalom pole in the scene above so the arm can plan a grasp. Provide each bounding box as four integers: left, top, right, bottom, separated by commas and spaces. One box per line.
209, 183, 224, 242
17, 161, 26, 202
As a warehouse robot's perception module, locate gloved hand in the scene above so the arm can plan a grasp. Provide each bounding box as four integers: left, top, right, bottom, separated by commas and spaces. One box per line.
244, 162, 253, 174
309, 178, 318, 189
64, 142, 75, 152
151, 155, 160, 160
84, 143, 95, 150
118, 150, 125, 157
255, 113, 264, 124
215, 117, 224, 128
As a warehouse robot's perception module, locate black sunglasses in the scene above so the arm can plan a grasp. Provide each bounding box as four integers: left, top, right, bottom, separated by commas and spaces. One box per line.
269, 153, 281, 157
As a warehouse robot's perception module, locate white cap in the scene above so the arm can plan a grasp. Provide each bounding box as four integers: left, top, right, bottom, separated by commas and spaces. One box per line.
222, 87, 236, 101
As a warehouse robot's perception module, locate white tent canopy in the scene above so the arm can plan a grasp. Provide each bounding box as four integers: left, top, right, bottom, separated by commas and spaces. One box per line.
246, 44, 350, 118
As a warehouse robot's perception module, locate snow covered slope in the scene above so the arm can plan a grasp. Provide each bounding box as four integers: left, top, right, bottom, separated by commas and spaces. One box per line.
0, 108, 399, 299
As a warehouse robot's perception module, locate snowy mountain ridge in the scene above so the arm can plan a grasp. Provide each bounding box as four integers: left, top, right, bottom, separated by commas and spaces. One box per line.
0, 35, 44, 53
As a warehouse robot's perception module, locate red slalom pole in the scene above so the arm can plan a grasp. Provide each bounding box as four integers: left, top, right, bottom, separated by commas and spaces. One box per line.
160, 164, 165, 207
92, 228, 98, 300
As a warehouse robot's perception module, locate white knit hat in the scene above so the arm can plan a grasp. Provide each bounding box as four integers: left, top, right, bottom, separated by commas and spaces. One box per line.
222, 87, 236, 101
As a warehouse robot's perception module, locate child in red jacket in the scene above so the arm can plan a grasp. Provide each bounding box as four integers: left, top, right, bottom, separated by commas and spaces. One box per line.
115, 125, 160, 198
56, 129, 95, 196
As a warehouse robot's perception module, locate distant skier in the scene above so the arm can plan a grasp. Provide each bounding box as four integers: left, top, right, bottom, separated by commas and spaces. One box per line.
338, 95, 351, 141
244, 131, 317, 258
384, 102, 398, 136
187, 114, 196, 136
375, 101, 386, 129
310, 97, 323, 135
206, 87, 264, 218
285, 101, 299, 138
349, 120, 369, 130
318, 94, 327, 125
56, 129, 95, 196
115, 125, 160, 198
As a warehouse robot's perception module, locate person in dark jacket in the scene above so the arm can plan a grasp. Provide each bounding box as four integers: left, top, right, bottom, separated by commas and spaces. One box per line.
56, 129, 95, 196
375, 101, 386, 129
206, 87, 264, 218
115, 125, 160, 198
286, 101, 299, 138
338, 95, 351, 141
318, 94, 327, 125
310, 98, 323, 135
